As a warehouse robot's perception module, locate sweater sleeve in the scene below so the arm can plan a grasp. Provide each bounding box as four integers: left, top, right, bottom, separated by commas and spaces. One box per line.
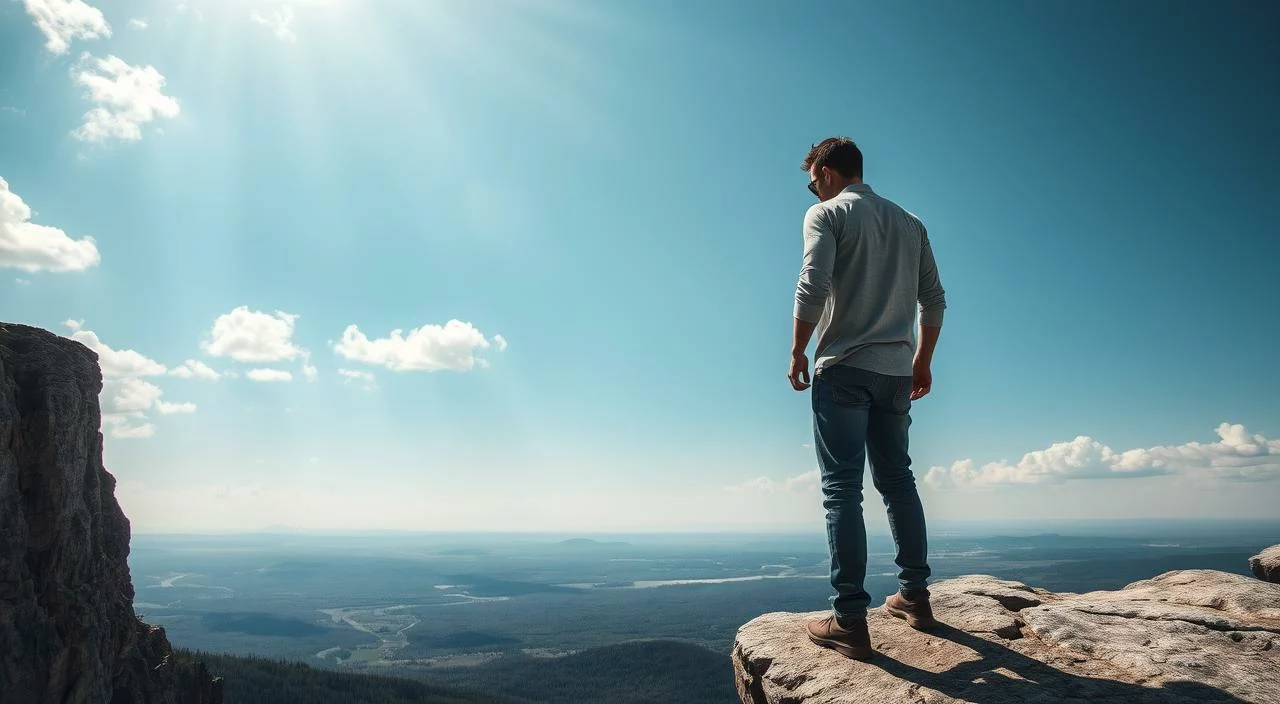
917, 225, 946, 326
794, 205, 837, 323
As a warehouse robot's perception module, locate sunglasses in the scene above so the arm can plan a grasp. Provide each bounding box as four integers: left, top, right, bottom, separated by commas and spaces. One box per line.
807, 178, 820, 197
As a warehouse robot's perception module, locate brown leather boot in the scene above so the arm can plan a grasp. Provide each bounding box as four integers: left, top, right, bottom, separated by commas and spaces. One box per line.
884, 589, 939, 630
806, 615, 875, 660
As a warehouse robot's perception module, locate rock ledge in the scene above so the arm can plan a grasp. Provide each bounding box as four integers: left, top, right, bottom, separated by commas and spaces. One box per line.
1251, 545, 1280, 584
734, 570, 1280, 703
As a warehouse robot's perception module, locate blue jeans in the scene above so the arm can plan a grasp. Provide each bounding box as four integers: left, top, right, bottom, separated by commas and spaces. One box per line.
812, 364, 931, 625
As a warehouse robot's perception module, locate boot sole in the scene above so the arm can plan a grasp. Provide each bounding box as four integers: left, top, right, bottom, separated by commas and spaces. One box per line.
807, 632, 876, 660
884, 601, 939, 631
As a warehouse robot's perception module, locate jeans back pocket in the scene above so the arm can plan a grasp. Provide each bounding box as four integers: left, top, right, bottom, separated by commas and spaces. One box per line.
823, 366, 875, 406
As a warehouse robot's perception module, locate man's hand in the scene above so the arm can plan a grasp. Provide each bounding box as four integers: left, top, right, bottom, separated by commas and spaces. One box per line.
789, 318, 818, 391
789, 352, 811, 391
912, 324, 941, 401
910, 359, 932, 400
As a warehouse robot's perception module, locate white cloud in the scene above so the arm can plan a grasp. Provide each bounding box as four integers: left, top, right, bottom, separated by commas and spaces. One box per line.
156, 400, 196, 414
337, 368, 376, 389
493, 334, 508, 352
301, 351, 318, 382
15, 278, 32, 285
128, 18, 147, 30
63, 321, 196, 437
172, 1, 205, 21
103, 416, 155, 439
169, 359, 220, 380
203, 306, 303, 362
1, 178, 101, 273
726, 469, 820, 495
925, 423, 1280, 489
72, 55, 180, 143
102, 377, 163, 414
22, 0, 111, 55
333, 321, 498, 372
726, 476, 775, 494
247, 368, 292, 382
66, 326, 167, 378
251, 5, 296, 42
1110, 423, 1280, 482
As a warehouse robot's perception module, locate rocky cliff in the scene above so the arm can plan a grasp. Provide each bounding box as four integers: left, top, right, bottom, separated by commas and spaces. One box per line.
0, 322, 222, 704
734, 566, 1280, 703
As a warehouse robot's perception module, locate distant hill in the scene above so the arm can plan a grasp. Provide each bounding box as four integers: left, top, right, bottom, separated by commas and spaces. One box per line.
178, 650, 515, 704
1005, 550, 1259, 592
203, 612, 329, 637
182, 639, 734, 704
556, 538, 634, 549
419, 639, 734, 704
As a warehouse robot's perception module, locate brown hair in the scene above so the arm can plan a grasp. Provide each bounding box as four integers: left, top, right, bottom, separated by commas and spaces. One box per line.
802, 137, 863, 178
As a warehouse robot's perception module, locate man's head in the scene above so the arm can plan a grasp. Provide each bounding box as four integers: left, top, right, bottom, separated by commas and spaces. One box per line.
802, 137, 863, 201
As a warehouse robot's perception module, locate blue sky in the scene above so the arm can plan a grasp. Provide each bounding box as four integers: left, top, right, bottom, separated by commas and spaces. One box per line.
2, 0, 1277, 532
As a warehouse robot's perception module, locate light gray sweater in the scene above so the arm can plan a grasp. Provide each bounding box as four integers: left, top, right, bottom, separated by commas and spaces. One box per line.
794, 183, 946, 377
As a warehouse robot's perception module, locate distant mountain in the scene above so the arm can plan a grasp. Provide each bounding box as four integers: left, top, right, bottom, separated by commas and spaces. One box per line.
556, 538, 634, 549
436, 575, 576, 596
980, 533, 1149, 546
183, 639, 734, 704
420, 639, 735, 704
1005, 550, 1260, 593
181, 650, 514, 704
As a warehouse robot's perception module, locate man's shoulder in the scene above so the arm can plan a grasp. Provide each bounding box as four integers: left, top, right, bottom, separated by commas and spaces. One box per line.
806, 190, 921, 230
861, 190, 917, 219
873, 194, 926, 231
902, 207, 926, 228
803, 199, 840, 227
806, 192, 862, 219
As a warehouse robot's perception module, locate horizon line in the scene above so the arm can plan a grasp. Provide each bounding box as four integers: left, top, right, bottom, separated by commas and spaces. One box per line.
131, 516, 1280, 538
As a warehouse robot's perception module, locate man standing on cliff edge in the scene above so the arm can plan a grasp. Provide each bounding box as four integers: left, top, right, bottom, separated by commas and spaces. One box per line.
788, 137, 947, 660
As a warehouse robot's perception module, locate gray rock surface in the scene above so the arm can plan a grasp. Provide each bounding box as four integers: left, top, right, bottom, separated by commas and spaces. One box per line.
0, 322, 222, 704
734, 570, 1280, 703
1251, 545, 1280, 583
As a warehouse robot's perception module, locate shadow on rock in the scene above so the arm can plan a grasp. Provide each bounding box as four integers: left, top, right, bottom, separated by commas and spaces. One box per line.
868, 622, 1248, 703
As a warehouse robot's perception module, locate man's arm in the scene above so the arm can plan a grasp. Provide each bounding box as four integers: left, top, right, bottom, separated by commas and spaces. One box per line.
794, 205, 836, 324
912, 226, 946, 400
792, 317, 818, 357
789, 206, 835, 390
916, 324, 942, 367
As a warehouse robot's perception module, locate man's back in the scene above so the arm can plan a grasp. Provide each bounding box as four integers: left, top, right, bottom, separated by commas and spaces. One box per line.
794, 183, 946, 377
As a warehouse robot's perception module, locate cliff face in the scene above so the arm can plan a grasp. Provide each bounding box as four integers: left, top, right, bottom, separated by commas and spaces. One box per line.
734, 568, 1280, 704
0, 322, 221, 704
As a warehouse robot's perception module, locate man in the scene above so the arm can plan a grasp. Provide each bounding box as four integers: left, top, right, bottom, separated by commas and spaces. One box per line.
788, 137, 947, 660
